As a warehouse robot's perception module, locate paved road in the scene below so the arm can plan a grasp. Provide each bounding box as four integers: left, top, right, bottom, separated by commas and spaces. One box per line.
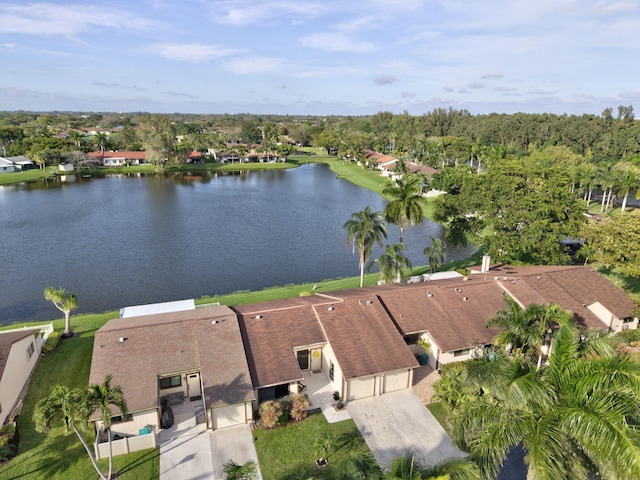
348, 389, 467, 468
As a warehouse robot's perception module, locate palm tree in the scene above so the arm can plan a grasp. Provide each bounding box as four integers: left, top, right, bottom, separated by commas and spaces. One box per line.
84, 375, 128, 480
344, 207, 388, 288
372, 243, 412, 284
486, 297, 568, 368
223, 459, 258, 480
616, 167, 639, 213
342, 451, 384, 479
34, 385, 109, 480
383, 176, 424, 244
423, 237, 447, 273
452, 321, 640, 480
386, 453, 480, 480
44, 287, 78, 337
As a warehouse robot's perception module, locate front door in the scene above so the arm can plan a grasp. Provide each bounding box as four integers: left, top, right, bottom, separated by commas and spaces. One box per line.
297, 350, 310, 371
186, 372, 201, 399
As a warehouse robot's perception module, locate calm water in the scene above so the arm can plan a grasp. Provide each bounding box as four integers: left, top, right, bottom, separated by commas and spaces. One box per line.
0, 164, 475, 324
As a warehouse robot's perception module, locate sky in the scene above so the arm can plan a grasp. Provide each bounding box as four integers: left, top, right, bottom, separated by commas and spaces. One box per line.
1, 0, 639, 116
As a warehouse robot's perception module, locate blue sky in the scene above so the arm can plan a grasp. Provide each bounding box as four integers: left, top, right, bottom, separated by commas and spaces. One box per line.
1, 0, 639, 116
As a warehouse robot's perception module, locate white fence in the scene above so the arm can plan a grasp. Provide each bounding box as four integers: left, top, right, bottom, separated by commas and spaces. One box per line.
94, 432, 157, 460
1, 323, 54, 348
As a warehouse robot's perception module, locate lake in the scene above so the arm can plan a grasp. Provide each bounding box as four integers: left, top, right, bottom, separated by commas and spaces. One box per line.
0, 164, 476, 324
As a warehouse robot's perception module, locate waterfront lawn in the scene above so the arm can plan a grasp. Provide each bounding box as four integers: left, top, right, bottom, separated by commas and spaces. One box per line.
0, 311, 159, 480
253, 410, 370, 480
0, 168, 54, 186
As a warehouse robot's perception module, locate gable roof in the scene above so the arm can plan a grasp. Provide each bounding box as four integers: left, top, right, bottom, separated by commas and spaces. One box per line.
89, 306, 254, 416
0, 330, 38, 381
314, 296, 418, 379
378, 280, 504, 352
89, 151, 146, 160
235, 301, 327, 388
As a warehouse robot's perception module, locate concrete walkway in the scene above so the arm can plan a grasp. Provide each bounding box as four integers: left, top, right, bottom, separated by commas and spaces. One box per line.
348, 389, 466, 468
210, 424, 262, 480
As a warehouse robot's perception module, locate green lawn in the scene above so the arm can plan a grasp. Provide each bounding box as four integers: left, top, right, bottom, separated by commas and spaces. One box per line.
0, 168, 54, 186
0, 311, 159, 480
253, 410, 370, 480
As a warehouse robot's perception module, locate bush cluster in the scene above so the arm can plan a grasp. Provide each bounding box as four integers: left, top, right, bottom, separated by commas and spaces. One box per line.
0, 424, 17, 463
42, 331, 61, 355
258, 393, 311, 429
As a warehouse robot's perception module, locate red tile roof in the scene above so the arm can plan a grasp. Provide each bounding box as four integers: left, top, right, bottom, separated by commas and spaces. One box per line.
89, 151, 146, 160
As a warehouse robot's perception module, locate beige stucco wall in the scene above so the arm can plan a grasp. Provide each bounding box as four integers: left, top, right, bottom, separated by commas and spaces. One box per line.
587, 302, 638, 332
321, 343, 343, 397
0, 333, 41, 425
95, 409, 159, 438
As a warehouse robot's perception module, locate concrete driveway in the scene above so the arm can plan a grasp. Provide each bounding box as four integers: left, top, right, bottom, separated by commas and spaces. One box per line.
347, 389, 466, 468
160, 422, 261, 480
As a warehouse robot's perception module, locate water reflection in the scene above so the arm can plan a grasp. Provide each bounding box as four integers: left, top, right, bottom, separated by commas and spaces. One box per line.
0, 164, 476, 324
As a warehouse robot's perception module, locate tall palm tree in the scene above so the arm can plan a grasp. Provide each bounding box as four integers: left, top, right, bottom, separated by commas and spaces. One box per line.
424, 237, 447, 273
34, 385, 109, 480
383, 176, 424, 244
84, 375, 128, 480
616, 168, 639, 213
44, 287, 78, 337
452, 321, 640, 480
372, 243, 412, 284
344, 207, 388, 288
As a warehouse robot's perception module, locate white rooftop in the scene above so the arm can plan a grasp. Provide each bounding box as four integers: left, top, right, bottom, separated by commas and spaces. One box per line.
424, 271, 463, 281
120, 299, 195, 318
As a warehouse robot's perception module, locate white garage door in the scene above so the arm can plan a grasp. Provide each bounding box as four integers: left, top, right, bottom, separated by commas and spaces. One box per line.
348, 376, 375, 401
212, 403, 246, 429
383, 371, 409, 393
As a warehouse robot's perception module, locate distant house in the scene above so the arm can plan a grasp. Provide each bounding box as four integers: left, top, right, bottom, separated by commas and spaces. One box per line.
185, 150, 203, 164
89, 151, 147, 167
0, 157, 16, 173
363, 150, 438, 181
0, 328, 50, 425
4, 156, 35, 171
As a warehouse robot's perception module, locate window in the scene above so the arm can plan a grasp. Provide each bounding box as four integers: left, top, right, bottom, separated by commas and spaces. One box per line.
111, 413, 132, 423
329, 361, 334, 381
26, 342, 35, 359
159, 375, 182, 389
453, 348, 470, 357
404, 334, 419, 345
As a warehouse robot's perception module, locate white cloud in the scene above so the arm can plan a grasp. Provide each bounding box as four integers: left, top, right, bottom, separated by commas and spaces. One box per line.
224, 56, 285, 74
209, 1, 324, 26
0, 3, 155, 36
301, 33, 375, 52
150, 43, 243, 63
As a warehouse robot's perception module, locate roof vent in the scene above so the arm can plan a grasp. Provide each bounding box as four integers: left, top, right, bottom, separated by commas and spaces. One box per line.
366, 300, 372, 305
455, 288, 462, 293
494, 276, 499, 280
211, 320, 217, 325
503, 277, 508, 281
119, 337, 127, 343
328, 306, 334, 311
256, 315, 262, 319
463, 297, 468, 301
426, 292, 433, 298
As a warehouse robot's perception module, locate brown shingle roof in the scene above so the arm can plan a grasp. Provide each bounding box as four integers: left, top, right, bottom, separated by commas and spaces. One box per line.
314, 296, 418, 379
236, 305, 326, 388
89, 306, 254, 416
379, 280, 504, 352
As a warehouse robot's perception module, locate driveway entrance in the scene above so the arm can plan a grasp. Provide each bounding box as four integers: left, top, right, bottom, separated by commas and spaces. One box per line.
347, 389, 466, 468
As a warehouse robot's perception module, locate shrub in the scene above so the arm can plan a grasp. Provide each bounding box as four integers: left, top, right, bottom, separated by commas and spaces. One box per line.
0, 424, 17, 463
42, 331, 61, 355
290, 393, 310, 421
616, 329, 640, 344
258, 400, 282, 430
